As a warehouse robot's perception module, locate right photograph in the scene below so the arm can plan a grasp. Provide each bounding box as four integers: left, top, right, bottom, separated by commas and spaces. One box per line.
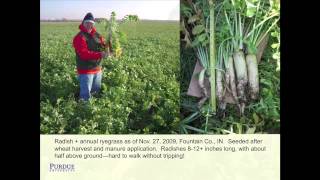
180, 0, 280, 134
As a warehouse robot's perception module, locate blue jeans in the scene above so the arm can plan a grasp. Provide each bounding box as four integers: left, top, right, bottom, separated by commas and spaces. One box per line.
78, 71, 102, 101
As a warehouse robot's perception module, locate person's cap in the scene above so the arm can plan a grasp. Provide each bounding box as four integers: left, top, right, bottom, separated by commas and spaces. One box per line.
83, 12, 95, 24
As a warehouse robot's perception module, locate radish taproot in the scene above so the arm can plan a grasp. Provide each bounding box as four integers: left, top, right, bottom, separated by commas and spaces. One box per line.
233, 50, 248, 103
228, 56, 238, 103
246, 54, 259, 100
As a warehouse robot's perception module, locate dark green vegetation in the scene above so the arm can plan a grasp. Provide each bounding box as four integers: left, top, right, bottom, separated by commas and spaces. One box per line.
180, 0, 280, 134
40, 21, 180, 134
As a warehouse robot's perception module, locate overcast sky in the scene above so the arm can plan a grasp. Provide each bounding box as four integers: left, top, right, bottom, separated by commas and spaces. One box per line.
40, 0, 179, 20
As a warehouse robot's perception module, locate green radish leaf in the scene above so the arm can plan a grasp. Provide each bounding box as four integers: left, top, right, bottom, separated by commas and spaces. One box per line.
272, 53, 280, 60
269, 0, 280, 12
253, 113, 260, 124
240, 117, 246, 124
245, 0, 258, 17
181, 3, 192, 17
271, 43, 279, 49
191, 38, 200, 47
246, 4, 256, 18
197, 33, 207, 42
271, 31, 278, 37
192, 25, 205, 35
202, 38, 209, 46
231, 0, 243, 9
260, 79, 272, 88
276, 59, 280, 71
246, 10, 255, 18
188, 15, 199, 24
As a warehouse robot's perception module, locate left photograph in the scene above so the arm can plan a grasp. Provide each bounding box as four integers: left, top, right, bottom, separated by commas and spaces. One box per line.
40, 0, 180, 134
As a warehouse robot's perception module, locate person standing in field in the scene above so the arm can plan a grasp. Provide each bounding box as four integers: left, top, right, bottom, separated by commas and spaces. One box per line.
73, 12, 111, 101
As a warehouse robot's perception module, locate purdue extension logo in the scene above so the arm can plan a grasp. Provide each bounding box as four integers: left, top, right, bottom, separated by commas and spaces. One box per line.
49, 163, 75, 172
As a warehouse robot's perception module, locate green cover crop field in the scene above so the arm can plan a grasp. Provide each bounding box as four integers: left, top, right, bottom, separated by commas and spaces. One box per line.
40, 21, 180, 134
